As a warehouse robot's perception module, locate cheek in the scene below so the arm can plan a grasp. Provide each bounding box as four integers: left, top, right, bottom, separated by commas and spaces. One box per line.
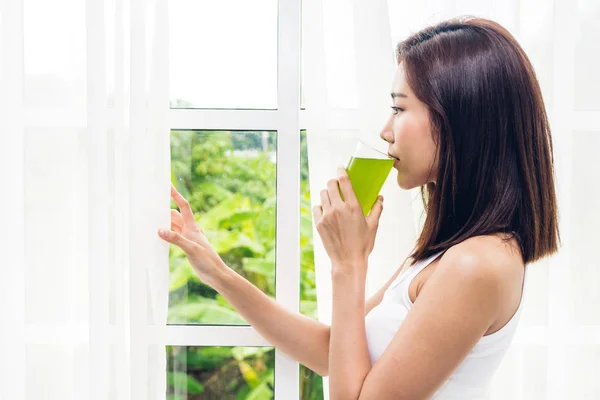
394, 116, 437, 183
394, 117, 428, 157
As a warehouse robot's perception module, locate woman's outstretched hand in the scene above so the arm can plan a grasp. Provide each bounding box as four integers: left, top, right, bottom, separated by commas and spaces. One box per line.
158, 184, 227, 286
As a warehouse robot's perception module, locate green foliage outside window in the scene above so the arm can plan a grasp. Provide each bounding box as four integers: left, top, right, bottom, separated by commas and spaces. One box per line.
167, 130, 323, 399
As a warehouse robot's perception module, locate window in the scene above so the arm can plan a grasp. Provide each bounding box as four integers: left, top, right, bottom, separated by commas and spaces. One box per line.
168, 130, 277, 326
165, 1, 323, 398
167, 346, 275, 398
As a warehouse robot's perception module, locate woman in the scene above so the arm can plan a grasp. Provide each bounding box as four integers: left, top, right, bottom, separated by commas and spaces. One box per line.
159, 17, 559, 399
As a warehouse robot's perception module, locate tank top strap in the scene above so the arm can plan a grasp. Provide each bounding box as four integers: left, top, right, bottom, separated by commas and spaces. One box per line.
389, 250, 446, 290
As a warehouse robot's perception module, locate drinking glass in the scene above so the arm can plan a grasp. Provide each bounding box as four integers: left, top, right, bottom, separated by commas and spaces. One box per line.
343, 141, 395, 216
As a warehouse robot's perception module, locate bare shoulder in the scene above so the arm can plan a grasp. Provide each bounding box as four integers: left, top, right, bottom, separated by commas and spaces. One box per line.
440, 234, 523, 279
444, 234, 522, 268
434, 234, 525, 327
435, 240, 503, 294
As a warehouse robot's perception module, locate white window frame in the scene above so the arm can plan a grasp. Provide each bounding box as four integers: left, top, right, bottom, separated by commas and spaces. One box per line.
165, 0, 304, 397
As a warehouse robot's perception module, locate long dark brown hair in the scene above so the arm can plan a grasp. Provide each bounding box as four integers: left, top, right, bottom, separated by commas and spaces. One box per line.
398, 17, 560, 265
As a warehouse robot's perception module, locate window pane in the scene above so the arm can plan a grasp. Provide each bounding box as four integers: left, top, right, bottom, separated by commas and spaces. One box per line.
300, 363, 324, 400
299, 131, 316, 320
167, 346, 275, 399
299, 130, 325, 400
169, 0, 278, 110
168, 130, 277, 325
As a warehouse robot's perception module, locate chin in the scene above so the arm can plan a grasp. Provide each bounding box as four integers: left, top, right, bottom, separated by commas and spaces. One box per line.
396, 171, 428, 190
396, 173, 416, 190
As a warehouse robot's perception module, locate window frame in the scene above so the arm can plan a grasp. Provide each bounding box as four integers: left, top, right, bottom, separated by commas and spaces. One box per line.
165, 0, 304, 397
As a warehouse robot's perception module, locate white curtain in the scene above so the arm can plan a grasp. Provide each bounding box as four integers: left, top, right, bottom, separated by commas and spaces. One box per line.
304, 0, 600, 399
0, 0, 171, 399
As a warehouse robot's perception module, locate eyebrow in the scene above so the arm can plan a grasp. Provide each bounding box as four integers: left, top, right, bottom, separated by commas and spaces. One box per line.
391, 92, 408, 99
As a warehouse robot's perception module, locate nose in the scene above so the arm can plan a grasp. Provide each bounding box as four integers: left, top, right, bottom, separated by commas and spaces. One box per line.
379, 119, 394, 144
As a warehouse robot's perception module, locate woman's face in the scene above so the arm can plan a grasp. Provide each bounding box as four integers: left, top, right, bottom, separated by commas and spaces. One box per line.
380, 64, 438, 190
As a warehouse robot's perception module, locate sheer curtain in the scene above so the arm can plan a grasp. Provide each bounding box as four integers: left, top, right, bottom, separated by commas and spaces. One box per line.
0, 0, 171, 399
304, 0, 600, 398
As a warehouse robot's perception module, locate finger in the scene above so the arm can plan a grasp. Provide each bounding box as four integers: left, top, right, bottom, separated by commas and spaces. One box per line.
367, 195, 384, 227
320, 189, 331, 212
336, 167, 359, 206
312, 205, 323, 222
171, 221, 182, 234
327, 178, 343, 207
171, 184, 197, 226
171, 209, 183, 227
158, 228, 197, 253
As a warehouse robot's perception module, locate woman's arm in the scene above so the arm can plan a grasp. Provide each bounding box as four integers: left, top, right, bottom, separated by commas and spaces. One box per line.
328, 262, 372, 399
161, 182, 407, 378
210, 266, 331, 376
160, 184, 331, 376
327, 244, 504, 400
209, 259, 405, 377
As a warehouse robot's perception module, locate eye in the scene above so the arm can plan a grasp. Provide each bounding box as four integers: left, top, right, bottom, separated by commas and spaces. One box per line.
390, 106, 404, 115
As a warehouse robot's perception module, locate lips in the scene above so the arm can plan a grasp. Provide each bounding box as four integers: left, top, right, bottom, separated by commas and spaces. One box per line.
388, 153, 400, 168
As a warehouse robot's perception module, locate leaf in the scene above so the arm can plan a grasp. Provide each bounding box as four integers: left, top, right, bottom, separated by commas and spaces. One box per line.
265, 248, 276, 262
301, 247, 315, 269
175, 347, 233, 369
169, 260, 194, 292
302, 287, 317, 299
195, 181, 233, 199
262, 196, 277, 210
217, 211, 260, 242
300, 196, 313, 213
169, 245, 188, 261
300, 300, 318, 319
263, 368, 275, 385
300, 214, 314, 238
235, 385, 252, 400
166, 371, 205, 394
245, 382, 273, 399
170, 169, 178, 187
231, 347, 273, 362
266, 278, 275, 295
238, 360, 261, 388
168, 302, 246, 324
206, 230, 265, 255
201, 194, 250, 230
253, 200, 276, 244
245, 370, 274, 400
242, 258, 275, 278
241, 218, 256, 241
219, 210, 260, 227
215, 293, 236, 311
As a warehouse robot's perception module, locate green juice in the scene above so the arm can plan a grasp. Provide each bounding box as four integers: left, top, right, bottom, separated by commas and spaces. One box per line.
343, 156, 394, 216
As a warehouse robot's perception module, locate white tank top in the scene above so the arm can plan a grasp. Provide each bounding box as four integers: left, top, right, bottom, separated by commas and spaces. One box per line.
365, 251, 527, 399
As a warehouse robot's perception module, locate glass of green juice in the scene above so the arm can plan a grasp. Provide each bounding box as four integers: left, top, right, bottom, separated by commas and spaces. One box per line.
342, 141, 395, 216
